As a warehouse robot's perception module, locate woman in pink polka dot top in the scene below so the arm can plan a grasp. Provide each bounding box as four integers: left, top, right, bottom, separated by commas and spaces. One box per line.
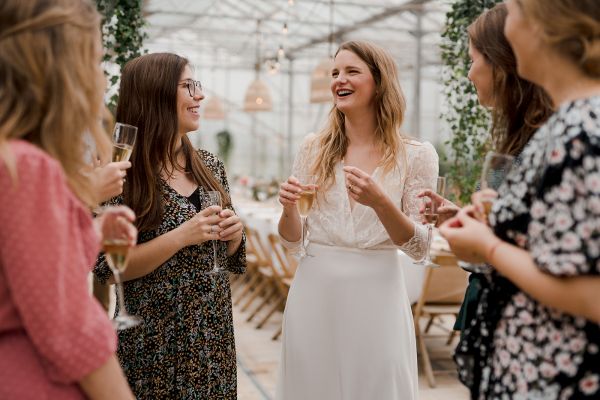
0, 0, 135, 398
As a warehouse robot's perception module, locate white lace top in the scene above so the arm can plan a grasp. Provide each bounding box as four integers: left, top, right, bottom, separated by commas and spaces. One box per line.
282, 134, 439, 260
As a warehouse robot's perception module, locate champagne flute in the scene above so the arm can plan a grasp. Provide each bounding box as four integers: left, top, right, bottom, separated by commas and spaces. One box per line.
415, 176, 446, 267
480, 152, 515, 219
103, 224, 142, 330
203, 190, 227, 274
296, 174, 317, 259
112, 123, 138, 162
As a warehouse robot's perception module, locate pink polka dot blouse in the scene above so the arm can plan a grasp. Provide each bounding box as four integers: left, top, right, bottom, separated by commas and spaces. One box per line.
0, 141, 117, 399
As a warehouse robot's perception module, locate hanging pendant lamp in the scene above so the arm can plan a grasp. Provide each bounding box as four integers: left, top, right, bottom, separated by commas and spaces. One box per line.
203, 96, 226, 119
243, 78, 273, 112
310, 0, 335, 104
310, 57, 334, 103
244, 20, 273, 113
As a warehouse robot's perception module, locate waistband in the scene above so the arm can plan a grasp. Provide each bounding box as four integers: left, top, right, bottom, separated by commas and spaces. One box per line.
307, 242, 398, 256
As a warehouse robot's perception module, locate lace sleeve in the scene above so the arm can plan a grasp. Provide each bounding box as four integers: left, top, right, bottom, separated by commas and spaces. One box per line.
279, 134, 317, 250
398, 142, 439, 260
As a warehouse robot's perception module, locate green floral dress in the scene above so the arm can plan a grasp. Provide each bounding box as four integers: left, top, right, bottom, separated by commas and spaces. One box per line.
94, 150, 245, 399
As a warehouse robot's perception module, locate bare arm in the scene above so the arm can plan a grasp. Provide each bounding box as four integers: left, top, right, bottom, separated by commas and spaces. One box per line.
278, 207, 302, 244
118, 228, 185, 282
278, 135, 315, 248
488, 240, 600, 324
441, 207, 600, 324
115, 206, 223, 282
278, 176, 303, 246
79, 355, 134, 400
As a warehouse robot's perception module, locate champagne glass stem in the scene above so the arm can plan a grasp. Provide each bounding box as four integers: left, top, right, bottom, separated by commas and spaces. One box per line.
302, 217, 306, 251
212, 241, 218, 269
425, 224, 433, 263
301, 215, 307, 256
113, 270, 130, 317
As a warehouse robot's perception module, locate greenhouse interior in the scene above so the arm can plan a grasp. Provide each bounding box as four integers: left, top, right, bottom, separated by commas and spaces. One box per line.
2, 0, 599, 399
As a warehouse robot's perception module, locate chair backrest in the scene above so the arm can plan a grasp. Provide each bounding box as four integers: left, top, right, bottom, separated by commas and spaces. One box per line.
413, 259, 468, 319
268, 233, 298, 278
422, 262, 468, 305
245, 227, 270, 266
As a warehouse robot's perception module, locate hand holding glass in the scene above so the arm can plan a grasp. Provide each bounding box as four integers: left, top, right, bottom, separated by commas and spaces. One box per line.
112, 123, 138, 162
296, 175, 317, 259
103, 219, 142, 330
204, 191, 227, 274
415, 176, 446, 267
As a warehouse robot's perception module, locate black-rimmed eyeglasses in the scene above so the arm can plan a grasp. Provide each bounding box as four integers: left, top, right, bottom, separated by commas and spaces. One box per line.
179, 80, 203, 97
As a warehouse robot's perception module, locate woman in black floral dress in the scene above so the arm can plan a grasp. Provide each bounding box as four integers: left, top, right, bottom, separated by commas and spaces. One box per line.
441, 0, 600, 398
94, 53, 245, 399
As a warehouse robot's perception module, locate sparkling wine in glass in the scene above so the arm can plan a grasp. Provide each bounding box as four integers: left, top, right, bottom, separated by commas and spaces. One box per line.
103, 234, 142, 330
296, 174, 317, 259
204, 190, 227, 274
423, 209, 439, 226
415, 176, 446, 267
297, 189, 316, 217
112, 123, 138, 162
480, 152, 515, 219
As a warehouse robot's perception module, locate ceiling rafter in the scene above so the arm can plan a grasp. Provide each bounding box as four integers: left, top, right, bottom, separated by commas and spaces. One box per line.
284, 0, 433, 59
143, 0, 449, 72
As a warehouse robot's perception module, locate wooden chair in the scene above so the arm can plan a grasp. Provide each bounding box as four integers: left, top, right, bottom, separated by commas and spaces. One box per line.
243, 229, 278, 317
412, 250, 468, 388
265, 233, 298, 340
232, 227, 264, 306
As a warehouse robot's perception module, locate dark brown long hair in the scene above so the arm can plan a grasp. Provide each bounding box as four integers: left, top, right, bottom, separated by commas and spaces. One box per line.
468, 3, 553, 156
116, 52, 229, 231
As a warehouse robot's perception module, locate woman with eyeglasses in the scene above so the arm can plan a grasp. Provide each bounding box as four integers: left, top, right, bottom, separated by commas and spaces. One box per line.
94, 53, 246, 399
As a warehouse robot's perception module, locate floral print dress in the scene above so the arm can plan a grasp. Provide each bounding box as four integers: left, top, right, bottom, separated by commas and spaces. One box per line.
455, 96, 600, 399
94, 150, 245, 399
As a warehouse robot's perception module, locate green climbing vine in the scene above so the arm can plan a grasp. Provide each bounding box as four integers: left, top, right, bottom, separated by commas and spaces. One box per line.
440, 0, 502, 204
95, 0, 147, 111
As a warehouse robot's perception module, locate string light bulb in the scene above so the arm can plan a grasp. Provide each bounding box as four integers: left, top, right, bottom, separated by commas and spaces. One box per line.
277, 45, 285, 60
282, 23, 288, 35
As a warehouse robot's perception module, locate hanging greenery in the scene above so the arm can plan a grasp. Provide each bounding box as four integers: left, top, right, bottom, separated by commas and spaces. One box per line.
440, 0, 502, 204
216, 129, 233, 168
95, 0, 147, 111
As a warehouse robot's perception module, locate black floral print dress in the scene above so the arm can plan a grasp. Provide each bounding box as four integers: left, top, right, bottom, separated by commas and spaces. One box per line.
455, 96, 600, 399
94, 150, 246, 399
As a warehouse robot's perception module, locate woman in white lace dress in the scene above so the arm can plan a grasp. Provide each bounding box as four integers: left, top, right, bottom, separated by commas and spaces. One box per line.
275, 40, 438, 400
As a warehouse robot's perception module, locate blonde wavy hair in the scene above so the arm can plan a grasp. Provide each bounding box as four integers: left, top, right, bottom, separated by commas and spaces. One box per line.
310, 40, 408, 190
0, 0, 111, 206
520, 0, 600, 78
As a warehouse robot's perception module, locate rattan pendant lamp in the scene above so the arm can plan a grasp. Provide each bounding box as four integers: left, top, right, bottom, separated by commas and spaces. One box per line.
243, 21, 272, 112
309, 0, 335, 104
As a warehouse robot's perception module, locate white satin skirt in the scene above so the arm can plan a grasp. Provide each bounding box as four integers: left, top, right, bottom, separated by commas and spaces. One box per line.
275, 243, 418, 400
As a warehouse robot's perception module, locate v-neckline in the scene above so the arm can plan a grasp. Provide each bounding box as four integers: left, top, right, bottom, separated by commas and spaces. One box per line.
340, 161, 380, 213
160, 176, 199, 198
